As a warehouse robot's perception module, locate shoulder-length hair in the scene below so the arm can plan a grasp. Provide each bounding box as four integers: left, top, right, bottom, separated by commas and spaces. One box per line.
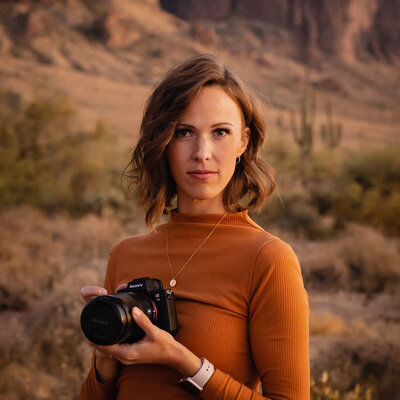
124, 54, 276, 227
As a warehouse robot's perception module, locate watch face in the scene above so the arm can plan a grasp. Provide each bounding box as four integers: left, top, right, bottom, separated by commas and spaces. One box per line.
179, 379, 201, 394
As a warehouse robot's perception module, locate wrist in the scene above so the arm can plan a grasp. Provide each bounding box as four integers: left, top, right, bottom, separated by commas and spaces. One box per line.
168, 341, 202, 376
95, 350, 116, 363
94, 350, 120, 382
179, 358, 215, 393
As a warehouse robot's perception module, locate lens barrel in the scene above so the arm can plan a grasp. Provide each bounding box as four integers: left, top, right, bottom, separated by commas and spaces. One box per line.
80, 293, 157, 345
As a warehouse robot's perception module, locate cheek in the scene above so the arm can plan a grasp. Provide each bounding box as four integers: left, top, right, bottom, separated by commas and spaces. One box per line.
219, 152, 237, 179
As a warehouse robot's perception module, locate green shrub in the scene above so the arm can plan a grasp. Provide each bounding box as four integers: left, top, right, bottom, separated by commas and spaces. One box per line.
264, 137, 400, 238
260, 135, 342, 239
255, 174, 336, 240
331, 146, 400, 235
265, 132, 300, 173
0, 89, 129, 216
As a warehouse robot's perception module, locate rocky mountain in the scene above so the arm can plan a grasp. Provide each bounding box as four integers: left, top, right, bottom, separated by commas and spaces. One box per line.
0, 0, 399, 148
160, 0, 400, 62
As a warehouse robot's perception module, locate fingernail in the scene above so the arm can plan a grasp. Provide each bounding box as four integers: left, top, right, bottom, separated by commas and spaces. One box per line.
133, 307, 141, 317
98, 288, 107, 295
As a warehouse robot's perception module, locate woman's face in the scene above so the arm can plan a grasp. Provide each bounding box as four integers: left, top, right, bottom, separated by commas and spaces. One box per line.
167, 85, 249, 214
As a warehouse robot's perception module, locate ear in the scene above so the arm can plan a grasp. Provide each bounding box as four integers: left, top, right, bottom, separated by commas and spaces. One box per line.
238, 126, 250, 156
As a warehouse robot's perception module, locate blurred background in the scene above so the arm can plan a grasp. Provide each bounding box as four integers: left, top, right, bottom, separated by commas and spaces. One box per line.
0, 0, 399, 399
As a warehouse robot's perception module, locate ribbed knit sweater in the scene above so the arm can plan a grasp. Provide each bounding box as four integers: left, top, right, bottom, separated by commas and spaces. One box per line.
81, 210, 310, 400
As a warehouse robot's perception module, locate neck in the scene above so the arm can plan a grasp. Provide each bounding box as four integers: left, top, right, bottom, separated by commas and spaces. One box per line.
176, 197, 226, 215
178, 200, 226, 214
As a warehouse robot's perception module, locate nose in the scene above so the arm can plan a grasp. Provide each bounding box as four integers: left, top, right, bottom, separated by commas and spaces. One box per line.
192, 134, 211, 162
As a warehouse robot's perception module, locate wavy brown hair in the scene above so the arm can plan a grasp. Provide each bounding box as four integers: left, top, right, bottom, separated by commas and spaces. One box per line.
124, 54, 276, 227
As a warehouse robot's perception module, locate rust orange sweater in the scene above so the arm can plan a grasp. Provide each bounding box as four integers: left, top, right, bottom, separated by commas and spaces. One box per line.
81, 210, 310, 400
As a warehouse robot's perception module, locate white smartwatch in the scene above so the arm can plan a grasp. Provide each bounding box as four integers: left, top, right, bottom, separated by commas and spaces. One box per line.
179, 358, 215, 393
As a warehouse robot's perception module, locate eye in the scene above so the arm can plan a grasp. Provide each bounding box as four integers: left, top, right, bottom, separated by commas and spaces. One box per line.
174, 128, 192, 138
214, 128, 230, 137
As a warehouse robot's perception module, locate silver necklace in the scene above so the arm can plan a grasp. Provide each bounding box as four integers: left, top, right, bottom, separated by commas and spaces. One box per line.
165, 213, 227, 287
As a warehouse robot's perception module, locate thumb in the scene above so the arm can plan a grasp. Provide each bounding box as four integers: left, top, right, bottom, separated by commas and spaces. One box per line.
132, 307, 155, 335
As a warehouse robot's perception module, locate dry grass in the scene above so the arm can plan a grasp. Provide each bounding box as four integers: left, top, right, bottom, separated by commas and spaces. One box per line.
310, 320, 400, 399
311, 370, 372, 400
0, 206, 129, 311
0, 207, 399, 399
0, 363, 59, 400
294, 223, 400, 294
0, 206, 135, 399
309, 290, 400, 399
310, 312, 349, 336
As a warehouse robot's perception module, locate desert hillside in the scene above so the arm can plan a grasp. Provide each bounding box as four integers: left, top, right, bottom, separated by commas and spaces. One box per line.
0, 0, 399, 148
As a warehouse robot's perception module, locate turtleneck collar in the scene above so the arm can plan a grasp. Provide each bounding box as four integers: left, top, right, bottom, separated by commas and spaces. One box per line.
170, 209, 249, 225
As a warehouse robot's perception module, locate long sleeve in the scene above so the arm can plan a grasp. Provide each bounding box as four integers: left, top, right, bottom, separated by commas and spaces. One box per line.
200, 239, 310, 400
80, 245, 120, 400
80, 354, 119, 400
79, 211, 310, 400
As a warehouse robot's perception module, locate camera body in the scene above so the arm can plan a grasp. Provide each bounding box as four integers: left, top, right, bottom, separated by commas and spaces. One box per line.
80, 277, 178, 345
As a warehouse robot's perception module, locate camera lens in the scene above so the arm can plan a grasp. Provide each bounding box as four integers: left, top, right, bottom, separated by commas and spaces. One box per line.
80, 293, 157, 345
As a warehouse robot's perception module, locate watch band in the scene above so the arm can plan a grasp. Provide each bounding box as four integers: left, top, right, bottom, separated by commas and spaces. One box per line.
179, 358, 215, 393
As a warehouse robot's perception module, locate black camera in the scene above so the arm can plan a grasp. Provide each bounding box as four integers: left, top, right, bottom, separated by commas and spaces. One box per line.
80, 277, 178, 345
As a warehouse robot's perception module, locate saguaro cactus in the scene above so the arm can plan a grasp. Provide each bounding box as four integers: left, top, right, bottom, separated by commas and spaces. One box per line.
320, 101, 342, 151
290, 68, 316, 160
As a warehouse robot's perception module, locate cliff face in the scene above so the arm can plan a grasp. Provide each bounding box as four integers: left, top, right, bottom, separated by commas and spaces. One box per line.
159, 0, 232, 20
160, 0, 400, 61
0, 0, 398, 157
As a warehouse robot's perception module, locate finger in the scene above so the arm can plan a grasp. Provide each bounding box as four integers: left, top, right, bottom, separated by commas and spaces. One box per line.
95, 344, 135, 365
81, 286, 107, 297
116, 283, 128, 291
132, 307, 155, 336
81, 286, 107, 302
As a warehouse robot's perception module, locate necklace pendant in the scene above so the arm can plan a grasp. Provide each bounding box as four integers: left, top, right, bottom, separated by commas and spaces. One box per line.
170, 278, 176, 287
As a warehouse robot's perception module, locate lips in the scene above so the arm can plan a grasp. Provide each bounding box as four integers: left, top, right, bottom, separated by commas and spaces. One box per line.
187, 170, 217, 180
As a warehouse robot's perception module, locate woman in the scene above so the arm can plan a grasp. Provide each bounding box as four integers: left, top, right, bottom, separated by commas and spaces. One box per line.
81, 54, 310, 400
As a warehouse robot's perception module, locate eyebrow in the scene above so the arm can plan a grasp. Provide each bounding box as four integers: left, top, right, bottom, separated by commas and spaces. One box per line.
175, 122, 234, 128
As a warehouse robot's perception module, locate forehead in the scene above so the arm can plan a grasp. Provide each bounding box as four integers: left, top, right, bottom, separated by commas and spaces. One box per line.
177, 86, 244, 125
